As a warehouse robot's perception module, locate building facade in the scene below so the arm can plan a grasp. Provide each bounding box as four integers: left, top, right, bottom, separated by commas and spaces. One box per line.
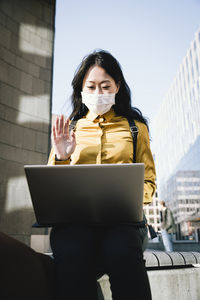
153, 29, 200, 236
143, 192, 161, 234
163, 171, 200, 237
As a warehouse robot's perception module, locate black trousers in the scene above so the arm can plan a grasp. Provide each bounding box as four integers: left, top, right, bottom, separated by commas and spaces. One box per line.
50, 224, 152, 300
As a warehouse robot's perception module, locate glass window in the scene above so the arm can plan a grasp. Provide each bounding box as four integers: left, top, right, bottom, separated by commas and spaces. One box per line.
191, 66, 194, 80
196, 58, 199, 75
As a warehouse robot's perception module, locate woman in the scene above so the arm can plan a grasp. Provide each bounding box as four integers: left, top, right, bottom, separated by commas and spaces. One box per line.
48, 50, 156, 300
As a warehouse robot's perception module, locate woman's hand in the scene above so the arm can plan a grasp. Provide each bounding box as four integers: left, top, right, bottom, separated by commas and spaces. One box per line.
52, 115, 76, 160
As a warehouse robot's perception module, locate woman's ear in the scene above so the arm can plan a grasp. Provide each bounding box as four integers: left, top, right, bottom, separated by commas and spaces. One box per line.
116, 81, 121, 94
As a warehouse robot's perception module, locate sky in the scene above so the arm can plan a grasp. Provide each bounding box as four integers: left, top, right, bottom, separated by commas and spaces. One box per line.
52, 0, 200, 128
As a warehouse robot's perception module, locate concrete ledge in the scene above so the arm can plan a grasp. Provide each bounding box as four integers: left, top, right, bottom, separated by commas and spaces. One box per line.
144, 251, 200, 267
31, 234, 50, 253
97, 251, 200, 300
148, 267, 200, 300
98, 266, 200, 300
45, 250, 200, 268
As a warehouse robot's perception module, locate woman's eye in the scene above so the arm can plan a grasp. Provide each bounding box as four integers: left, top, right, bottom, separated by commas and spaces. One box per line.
102, 86, 110, 89
87, 86, 95, 89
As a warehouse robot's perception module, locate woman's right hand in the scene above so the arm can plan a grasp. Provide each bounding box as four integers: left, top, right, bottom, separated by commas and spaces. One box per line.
52, 115, 76, 160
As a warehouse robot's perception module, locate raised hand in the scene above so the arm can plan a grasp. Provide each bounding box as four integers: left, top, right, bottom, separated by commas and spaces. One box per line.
52, 115, 76, 160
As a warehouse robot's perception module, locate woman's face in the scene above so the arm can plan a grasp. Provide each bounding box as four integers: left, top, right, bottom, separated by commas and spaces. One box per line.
82, 65, 120, 94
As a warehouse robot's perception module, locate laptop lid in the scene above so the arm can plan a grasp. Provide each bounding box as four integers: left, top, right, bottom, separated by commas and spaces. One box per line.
24, 163, 144, 226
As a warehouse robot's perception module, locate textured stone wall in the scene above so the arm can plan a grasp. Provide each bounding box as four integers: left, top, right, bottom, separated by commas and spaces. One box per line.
0, 0, 55, 245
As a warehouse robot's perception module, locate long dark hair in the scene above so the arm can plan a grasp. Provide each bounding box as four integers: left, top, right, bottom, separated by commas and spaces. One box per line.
69, 49, 148, 128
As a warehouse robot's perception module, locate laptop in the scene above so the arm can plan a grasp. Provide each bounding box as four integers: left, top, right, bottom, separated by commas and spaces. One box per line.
24, 163, 144, 226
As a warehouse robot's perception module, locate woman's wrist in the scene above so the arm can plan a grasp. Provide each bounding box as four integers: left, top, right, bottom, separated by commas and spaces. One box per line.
55, 154, 70, 161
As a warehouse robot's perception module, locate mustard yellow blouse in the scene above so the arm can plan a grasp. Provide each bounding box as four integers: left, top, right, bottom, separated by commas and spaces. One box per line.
48, 109, 156, 204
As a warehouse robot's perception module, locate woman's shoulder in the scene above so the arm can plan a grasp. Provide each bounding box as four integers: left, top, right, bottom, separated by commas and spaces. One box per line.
134, 120, 148, 132
134, 120, 150, 143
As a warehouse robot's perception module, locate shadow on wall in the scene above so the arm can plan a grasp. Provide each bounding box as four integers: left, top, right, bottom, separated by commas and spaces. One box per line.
0, 0, 55, 245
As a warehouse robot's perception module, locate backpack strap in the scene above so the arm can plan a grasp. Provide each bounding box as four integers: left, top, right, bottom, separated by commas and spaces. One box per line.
69, 120, 77, 131
127, 119, 138, 163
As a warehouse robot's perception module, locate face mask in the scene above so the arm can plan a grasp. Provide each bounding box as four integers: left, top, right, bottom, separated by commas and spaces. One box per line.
81, 92, 115, 115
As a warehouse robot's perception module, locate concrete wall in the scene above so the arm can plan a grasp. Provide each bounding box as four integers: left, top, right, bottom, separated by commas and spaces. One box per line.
99, 267, 200, 300
0, 0, 55, 245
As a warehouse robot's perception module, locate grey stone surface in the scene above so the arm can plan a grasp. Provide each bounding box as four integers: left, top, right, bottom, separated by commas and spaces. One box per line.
98, 267, 200, 300
178, 251, 198, 265
6, 15, 19, 36
20, 71, 33, 94
0, 44, 16, 66
0, 0, 55, 245
0, 10, 6, 26
98, 251, 200, 299
32, 76, 46, 94
0, 59, 9, 82
144, 251, 159, 267
148, 267, 200, 300
40, 67, 51, 82
192, 252, 200, 264
28, 62, 40, 78
0, 23, 11, 48
153, 251, 173, 266
8, 64, 21, 89
167, 251, 185, 266
144, 251, 200, 267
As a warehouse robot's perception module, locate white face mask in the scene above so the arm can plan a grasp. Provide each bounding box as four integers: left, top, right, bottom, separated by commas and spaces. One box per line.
81, 92, 115, 115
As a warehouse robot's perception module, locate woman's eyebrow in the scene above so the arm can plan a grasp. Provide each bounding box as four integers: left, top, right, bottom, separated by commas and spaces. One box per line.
86, 80, 111, 83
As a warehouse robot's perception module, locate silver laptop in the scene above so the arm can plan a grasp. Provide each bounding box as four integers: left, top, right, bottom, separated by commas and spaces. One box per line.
24, 163, 144, 226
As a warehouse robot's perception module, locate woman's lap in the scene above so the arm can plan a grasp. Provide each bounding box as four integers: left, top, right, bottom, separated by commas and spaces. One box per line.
50, 224, 145, 257
50, 224, 147, 275
50, 224, 151, 300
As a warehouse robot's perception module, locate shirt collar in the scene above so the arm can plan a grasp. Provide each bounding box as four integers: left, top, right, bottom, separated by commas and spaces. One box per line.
86, 108, 116, 122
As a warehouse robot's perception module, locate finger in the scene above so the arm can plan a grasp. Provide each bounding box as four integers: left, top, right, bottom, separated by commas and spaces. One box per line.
59, 114, 64, 133
64, 118, 70, 139
70, 130, 76, 142
52, 125, 57, 143
58, 115, 63, 134
55, 117, 59, 134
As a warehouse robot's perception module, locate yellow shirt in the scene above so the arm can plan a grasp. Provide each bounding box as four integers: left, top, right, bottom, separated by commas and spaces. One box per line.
48, 108, 156, 204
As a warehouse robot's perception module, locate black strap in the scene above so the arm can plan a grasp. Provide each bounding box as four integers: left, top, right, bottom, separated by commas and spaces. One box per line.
127, 119, 138, 163
69, 118, 138, 163
69, 120, 77, 131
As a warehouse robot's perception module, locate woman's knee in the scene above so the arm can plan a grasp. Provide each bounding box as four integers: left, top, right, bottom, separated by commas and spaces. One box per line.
102, 226, 143, 263
50, 225, 95, 258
